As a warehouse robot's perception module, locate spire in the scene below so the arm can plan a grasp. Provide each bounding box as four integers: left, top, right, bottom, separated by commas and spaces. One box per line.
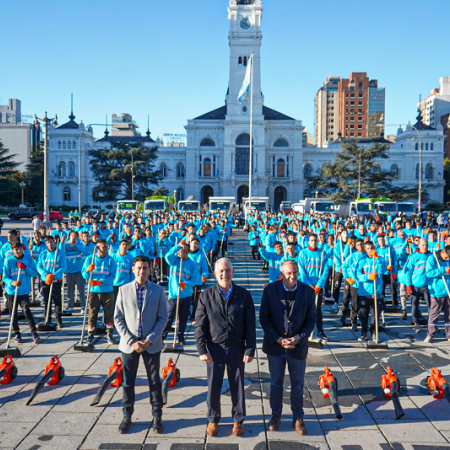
146, 114, 151, 138
104, 114, 109, 137
69, 93, 75, 121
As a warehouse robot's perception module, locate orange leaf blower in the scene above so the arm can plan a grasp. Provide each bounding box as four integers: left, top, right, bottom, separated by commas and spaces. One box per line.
27, 356, 65, 405
425, 368, 450, 403
161, 358, 181, 405
0, 356, 18, 385
380, 366, 404, 419
318, 366, 342, 420
91, 358, 123, 406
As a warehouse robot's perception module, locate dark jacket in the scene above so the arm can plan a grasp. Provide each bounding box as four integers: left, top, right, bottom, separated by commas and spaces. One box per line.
194, 282, 256, 357
260, 279, 317, 360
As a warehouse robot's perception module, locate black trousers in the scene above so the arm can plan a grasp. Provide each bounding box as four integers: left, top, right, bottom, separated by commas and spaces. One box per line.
333, 272, 343, 304
6, 294, 37, 335
192, 286, 202, 320
358, 295, 385, 333
121, 350, 163, 418
221, 240, 228, 258
251, 245, 260, 260
382, 275, 398, 304
162, 295, 192, 341
316, 291, 324, 333
42, 281, 62, 324
343, 285, 359, 323
410, 286, 430, 324
325, 269, 333, 298
207, 344, 246, 424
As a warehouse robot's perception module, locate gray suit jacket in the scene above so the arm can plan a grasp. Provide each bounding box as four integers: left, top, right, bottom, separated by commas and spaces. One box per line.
114, 280, 168, 354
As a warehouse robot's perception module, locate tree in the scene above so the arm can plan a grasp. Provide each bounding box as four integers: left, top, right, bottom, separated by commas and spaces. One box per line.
0, 139, 20, 203
23, 141, 44, 206
88, 142, 162, 201
444, 158, 450, 205
306, 142, 420, 204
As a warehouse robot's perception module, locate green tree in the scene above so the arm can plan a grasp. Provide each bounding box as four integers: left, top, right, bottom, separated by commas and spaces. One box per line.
23, 141, 44, 206
88, 142, 162, 201
444, 158, 450, 205
0, 139, 20, 203
306, 142, 421, 204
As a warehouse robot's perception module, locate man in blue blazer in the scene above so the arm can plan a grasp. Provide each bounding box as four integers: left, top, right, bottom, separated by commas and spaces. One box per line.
259, 259, 317, 435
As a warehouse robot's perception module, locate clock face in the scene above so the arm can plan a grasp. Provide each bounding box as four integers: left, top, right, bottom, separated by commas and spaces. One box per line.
240, 18, 251, 30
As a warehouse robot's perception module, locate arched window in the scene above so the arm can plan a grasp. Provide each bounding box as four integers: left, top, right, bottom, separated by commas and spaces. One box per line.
59, 161, 66, 177
425, 143, 429, 150
200, 138, 215, 147
176, 162, 185, 178
421, 142, 424, 150
415, 163, 420, 180
431, 143, 434, 150
426, 163, 434, 179
73, 141, 76, 149
63, 186, 71, 201
160, 163, 167, 178
235, 134, 251, 175
58, 141, 61, 149
177, 188, 184, 201
68, 141, 71, 149
243, 56, 248, 66
274, 138, 289, 147
238, 57, 242, 67
203, 158, 212, 177
68, 161, 75, 177
303, 164, 313, 178
415, 143, 419, 151
63, 141, 66, 149
390, 164, 399, 177
277, 158, 285, 177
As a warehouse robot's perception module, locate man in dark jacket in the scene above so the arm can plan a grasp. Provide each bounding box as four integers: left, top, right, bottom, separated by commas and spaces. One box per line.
195, 257, 256, 438
260, 259, 317, 435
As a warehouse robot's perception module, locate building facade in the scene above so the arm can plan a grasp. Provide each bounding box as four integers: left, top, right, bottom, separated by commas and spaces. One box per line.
418, 77, 450, 128
315, 76, 340, 146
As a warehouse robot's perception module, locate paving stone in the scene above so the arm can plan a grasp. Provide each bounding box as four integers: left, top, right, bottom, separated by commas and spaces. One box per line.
30, 411, 99, 435
16, 433, 85, 450
81, 423, 149, 449
0, 421, 35, 448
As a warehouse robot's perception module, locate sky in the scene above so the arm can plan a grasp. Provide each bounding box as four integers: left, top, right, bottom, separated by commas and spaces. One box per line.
1, 0, 449, 142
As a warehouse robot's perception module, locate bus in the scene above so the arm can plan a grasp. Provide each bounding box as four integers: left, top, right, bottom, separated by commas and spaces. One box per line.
397, 202, 416, 218
209, 197, 236, 212
116, 200, 143, 215
243, 197, 270, 212
178, 200, 201, 212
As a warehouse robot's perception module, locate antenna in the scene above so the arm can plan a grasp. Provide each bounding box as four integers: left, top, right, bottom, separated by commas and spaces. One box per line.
71, 93, 73, 114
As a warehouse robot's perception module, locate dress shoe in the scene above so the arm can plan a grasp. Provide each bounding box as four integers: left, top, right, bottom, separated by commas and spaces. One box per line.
293, 418, 307, 435
118, 415, 132, 434
232, 422, 244, 436
206, 422, 218, 436
153, 417, 164, 434
268, 415, 281, 432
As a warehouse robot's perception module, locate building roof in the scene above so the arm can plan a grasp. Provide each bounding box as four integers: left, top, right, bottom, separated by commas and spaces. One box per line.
413, 110, 436, 131
57, 112, 79, 129
194, 104, 295, 121
95, 129, 156, 144
332, 133, 391, 144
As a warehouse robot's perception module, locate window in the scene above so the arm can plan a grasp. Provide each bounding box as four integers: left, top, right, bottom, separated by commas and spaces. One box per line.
431, 143, 434, 150
277, 158, 285, 177
63, 141, 66, 149
238, 57, 242, 66
390, 164, 399, 177
73, 141, 76, 148
58, 141, 61, 149
200, 138, 215, 147
274, 138, 289, 147
303, 164, 313, 178
63, 186, 71, 201
68, 141, 71, 149
425, 143, 429, 151
160, 163, 167, 178
68, 161, 75, 177
415, 163, 420, 180
415, 143, 419, 151
203, 158, 212, 177
235, 134, 252, 175
243, 56, 248, 66
426, 163, 434, 179
59, 161, 66, 177
176, 162, 185, 178
177, 188, 184, 201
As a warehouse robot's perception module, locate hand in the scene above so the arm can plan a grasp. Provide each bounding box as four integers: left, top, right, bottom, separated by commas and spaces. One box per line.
281, 338, 298, 349
12, 281, 21, 287
406, 286, 413, 295
277, 276, 283, 281
45, 274, 55, 285
202, 275, 207, 283
339, 268, 342, 273
391, 274, 397, 280
29, 245, 33, 250
180, 240, 187, 246
371, 250, 379, 258
406, 238, 412, 243
155, 250, 158, 256
347, 238, 353, 245
311, 285, 321, 295
16, 262, 26, 269
243, 355, 253, 363
346, 278, 355, 285
387, 265, 393, 271
87, 264, 95, 272
200, 353, 213, 363
131, 340, 146, 353
179, 281, 186, 291
368, 274, 377, 281
90, 280, 102, 287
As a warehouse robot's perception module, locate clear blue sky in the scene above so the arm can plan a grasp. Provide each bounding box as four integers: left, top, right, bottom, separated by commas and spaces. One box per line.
1, 0, 449, 141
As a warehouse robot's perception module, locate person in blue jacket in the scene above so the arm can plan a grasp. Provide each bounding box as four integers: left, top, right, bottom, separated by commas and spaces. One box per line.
3, 241, 40, 344
248, 225, 261, 260
404, 238, 430, 331
162, 240, 199, 345
425, 245, 450, 343
188, 236, 209, 320
260, 241, 284, 283
112, 240, 135, 300
81, 239, 117, 344
376, 234, 399, 307
355, 241, 387, 341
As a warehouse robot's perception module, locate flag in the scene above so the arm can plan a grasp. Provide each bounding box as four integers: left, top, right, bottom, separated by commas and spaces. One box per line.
237, 54, 253, 103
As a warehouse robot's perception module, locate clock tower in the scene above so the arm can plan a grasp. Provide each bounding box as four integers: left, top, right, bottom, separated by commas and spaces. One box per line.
226, 0, 263, 117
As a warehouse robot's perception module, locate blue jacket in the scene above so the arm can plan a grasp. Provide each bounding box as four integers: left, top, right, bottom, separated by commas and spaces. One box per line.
297, 247, 329, 288
3, 252, 38, 296
334, 239, 353, 273
37, 248, 67, 281
355, 254, 387, 296
81, 253, 117, 293
188, 250, 209, 286
343, 251, 365, 288
426, 252, 450, 297
375, 245, 398, 275
404, 251, 430, 288
112, 252, 135, 287
248, 231, 260, 246
63, 242, 92, 274
260, 248, 284, 283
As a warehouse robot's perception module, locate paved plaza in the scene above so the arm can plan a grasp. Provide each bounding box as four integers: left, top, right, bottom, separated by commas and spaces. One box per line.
1, 225, 450, 449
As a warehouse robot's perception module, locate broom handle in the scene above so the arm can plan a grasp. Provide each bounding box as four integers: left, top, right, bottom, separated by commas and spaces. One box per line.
433, 253, 450, 298
79, 251, 96, 344
372, 256, 379, 343
5, 267, 22, 349
173, 255, 183, 346
201, 245, 213, 272
45, 246, 59, 323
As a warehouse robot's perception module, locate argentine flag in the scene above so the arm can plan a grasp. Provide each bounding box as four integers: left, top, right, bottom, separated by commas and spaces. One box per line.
237, 54, 253, 103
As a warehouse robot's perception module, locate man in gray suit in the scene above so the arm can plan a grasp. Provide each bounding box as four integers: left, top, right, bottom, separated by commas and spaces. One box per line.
114, 255, 168, 435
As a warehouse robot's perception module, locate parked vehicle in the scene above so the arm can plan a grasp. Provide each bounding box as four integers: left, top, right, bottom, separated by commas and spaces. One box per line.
279, 201, 293, 214
209, 197, 236, 212
178, 200, 201, 212
116, 200, 143, 215
8, 207, 40, 221
144, 196, 175, 214
293, 198, 336, 214
243, 197, 270, 212
397, 202, 416, 219
38, 211, 64, 223
337, 198, 398, 218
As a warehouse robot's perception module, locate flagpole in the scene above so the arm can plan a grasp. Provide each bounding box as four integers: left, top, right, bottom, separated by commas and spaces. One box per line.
248, 52, 254, 210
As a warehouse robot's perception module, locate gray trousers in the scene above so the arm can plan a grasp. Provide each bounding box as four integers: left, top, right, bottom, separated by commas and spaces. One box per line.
428, 296, 450, 339
66, 272, 86, 308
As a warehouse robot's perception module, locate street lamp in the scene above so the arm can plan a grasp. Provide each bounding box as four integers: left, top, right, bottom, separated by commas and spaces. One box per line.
19, 181, 26, 205
130, 149, 134, 200
34, 112, 58, 226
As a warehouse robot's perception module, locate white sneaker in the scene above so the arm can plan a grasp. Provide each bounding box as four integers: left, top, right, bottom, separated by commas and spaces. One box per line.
80, 308, 85, 315
424, 335, 432, 343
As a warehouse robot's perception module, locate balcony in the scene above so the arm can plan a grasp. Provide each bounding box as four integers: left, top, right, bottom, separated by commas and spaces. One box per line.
52, 175, 78, 184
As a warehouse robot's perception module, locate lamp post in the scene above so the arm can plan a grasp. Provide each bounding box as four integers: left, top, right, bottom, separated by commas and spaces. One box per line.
130, 149, 134, 200
19, 182, 26, 205
34, 112, 58, 226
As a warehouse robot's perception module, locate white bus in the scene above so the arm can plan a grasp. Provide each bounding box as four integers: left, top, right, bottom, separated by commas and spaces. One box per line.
178, 200, 201, 212
209, 197, 236, 212
116, 200, 142, 215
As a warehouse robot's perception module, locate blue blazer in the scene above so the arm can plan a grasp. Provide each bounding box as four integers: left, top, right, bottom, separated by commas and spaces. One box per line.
259, 279, 317, 360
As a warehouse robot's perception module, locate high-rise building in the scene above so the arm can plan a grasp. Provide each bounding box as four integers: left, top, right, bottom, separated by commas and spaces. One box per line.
337, 72, 385, 139
418, 77, 450, 128
0, 99, 21, 124
314, 76, 340, 146
441, 112, 450, 158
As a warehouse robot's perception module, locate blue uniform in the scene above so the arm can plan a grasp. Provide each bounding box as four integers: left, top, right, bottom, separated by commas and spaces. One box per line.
112, 252, 134, 287
259, 248, 284, 282
426, 252, 450, 298
297, 247, 329, 288
404, 251, 430, 288
355, 255, 387, 296
3, 252, 38, 296
81, 253, 117, 293
37, 249, 67, 281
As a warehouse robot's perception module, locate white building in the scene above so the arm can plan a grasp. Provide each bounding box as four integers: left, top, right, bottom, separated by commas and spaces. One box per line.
418, 77, 450, 128
47, 0, 445, 209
